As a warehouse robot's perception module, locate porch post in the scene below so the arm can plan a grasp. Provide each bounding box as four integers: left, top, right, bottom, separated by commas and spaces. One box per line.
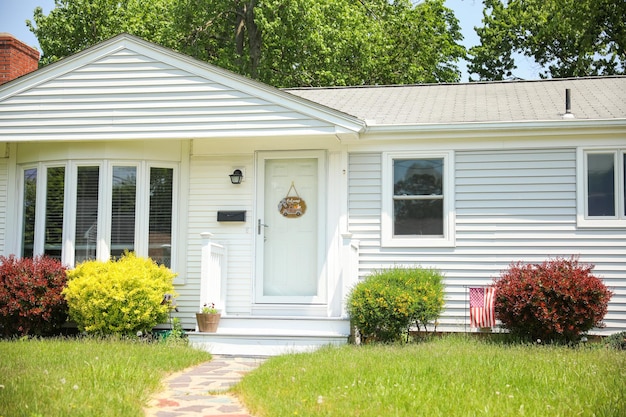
341, 233, 360, 317
200, 232, 227, 315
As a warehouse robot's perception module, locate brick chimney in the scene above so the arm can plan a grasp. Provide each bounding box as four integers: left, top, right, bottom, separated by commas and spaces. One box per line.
0, 33, 40, 85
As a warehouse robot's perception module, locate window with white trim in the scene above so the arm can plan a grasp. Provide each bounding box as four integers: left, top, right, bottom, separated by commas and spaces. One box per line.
577, 148, 626, 228
382, 151, 455, 247
19, 161, 176, 267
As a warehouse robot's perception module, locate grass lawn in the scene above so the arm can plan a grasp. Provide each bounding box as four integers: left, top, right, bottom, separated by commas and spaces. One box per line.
235, 336, 626, 417
0, 337, 211, 417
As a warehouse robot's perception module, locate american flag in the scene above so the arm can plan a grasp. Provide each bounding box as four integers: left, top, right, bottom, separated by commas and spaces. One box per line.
469, 287, 496, 328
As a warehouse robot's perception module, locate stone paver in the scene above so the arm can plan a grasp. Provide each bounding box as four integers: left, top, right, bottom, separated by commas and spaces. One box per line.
144, 355, 265, 417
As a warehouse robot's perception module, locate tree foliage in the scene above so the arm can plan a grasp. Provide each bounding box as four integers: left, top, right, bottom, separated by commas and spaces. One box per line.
468, 0, 626, 80
27, 0, 465, 87
27, 0, 178, 66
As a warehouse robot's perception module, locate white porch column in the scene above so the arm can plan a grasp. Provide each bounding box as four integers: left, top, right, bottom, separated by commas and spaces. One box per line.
341, 233, 360, 317
199, 232, 227, 315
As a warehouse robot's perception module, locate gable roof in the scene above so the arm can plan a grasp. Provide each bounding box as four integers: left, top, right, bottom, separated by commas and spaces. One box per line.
286, 77, 626, 126
1, 33, 624, 142
0, 34, 364, 141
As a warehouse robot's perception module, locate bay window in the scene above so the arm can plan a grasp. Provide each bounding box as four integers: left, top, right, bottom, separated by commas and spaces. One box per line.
19, 161, 176, 267
75, 166, 100, 264
111, 166, 137, 259
21, 168, 37, 258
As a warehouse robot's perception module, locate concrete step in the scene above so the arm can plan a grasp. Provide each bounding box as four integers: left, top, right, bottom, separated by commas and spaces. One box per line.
188, 316, 350, 356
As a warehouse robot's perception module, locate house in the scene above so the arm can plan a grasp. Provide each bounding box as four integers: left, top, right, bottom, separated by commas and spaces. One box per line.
1, 34, 624, 355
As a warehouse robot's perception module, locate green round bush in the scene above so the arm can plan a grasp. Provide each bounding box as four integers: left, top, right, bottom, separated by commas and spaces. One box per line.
604, 331, 626, 350
347, 267, 445, 343
494, 257, 612, 343
63, 252, 177, 335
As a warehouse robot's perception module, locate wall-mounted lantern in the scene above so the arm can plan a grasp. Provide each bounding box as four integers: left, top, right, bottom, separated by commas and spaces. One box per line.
229, 169, 243, 185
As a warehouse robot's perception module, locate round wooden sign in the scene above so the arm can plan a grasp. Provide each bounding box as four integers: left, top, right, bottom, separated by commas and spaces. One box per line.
278, 196, 306, 218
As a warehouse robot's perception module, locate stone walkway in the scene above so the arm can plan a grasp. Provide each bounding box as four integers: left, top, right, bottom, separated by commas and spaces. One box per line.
144, 355, 266, 417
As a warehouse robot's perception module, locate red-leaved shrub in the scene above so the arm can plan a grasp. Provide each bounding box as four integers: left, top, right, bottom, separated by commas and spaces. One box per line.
0, 255, 68, 336
493, 257, 612, 343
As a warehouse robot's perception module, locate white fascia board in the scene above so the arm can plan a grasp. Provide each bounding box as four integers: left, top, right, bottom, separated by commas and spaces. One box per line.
361, 119, 626, 140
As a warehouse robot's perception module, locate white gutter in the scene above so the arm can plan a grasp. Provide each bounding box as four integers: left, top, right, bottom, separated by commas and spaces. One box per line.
360, 118, 626, 140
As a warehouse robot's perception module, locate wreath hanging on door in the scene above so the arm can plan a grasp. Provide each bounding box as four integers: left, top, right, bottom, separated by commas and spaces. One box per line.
278, 181, 307, 218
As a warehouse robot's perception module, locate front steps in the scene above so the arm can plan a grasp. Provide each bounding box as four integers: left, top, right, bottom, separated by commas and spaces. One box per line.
187, 316, 351, 356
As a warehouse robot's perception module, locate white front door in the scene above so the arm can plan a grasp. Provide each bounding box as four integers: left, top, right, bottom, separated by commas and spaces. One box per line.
255, 151, 326, 305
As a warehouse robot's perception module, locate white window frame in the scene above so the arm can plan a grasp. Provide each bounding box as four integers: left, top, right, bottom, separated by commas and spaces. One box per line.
382, 151, 455, 247
145, 162, 178, 270
17, 160, 178, 267
67, 162, 104, 265
576, 148, 626, 228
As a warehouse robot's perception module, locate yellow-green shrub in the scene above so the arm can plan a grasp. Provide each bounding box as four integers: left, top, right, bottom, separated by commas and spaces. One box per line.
63, 253, 177, 335
347, 267, 445, 343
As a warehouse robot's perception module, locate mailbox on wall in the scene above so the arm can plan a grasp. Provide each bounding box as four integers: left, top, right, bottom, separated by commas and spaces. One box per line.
217, 210, 246, 222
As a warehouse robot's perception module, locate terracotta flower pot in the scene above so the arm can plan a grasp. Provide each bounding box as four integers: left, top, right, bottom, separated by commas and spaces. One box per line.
196, 313, 220, 332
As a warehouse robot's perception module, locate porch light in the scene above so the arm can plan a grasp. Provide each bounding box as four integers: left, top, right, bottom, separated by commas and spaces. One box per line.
229, 169, 243, 184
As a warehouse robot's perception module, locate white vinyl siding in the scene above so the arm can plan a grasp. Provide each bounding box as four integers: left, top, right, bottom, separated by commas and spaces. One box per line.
0, 49, 342, 141
348, 149, 626, 334
185, 155, 254, 317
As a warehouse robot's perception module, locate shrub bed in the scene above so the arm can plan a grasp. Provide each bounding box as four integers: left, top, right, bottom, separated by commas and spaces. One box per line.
0, 255, 68, 336
493, 257, 612, 343
63, 252, 176, 335
347, 267, 444, 342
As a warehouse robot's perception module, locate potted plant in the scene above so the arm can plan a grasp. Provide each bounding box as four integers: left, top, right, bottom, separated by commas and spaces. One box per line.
196, 303, 220, 332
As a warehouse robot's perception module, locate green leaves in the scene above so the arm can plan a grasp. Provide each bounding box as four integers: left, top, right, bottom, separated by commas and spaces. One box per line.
468, 0, 626, 80
28, 0, 466, 86
64, 252, 177, 335
346, 267, 445, 343
27, 0, 178, 66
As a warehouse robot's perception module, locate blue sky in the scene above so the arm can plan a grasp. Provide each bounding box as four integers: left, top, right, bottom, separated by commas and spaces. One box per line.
0, 0, 536, 81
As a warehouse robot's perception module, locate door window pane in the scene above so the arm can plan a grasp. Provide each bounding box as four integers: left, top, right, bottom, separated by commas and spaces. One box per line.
587, 153, 615, 216
75, 166, 99, 264
21, 168, 37, 258
44, 167, 65, 260
111, 166, 136, 258
148, 167, 173, 267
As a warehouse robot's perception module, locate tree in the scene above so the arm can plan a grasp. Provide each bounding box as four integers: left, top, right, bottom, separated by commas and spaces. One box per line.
28, 0, 466, 87
468, 0, 626, 80
27, 0, 178, 66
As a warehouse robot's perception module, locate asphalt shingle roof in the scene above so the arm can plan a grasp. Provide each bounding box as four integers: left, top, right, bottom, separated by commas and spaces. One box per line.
285, 76, 626, 125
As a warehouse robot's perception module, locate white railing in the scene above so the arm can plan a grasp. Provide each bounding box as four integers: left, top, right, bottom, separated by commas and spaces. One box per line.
199, 232, 227, 315
341, 234, 360, 317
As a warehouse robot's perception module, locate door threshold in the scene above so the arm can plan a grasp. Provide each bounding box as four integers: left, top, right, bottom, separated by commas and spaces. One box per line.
250, 303, 328, 317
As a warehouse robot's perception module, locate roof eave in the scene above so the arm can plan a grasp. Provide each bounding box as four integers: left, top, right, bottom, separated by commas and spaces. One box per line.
361, 118, 626, 139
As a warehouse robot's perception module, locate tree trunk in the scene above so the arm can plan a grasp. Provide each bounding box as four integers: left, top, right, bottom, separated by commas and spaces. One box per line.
234, 0, 261, 79
246, 0, 261, 80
